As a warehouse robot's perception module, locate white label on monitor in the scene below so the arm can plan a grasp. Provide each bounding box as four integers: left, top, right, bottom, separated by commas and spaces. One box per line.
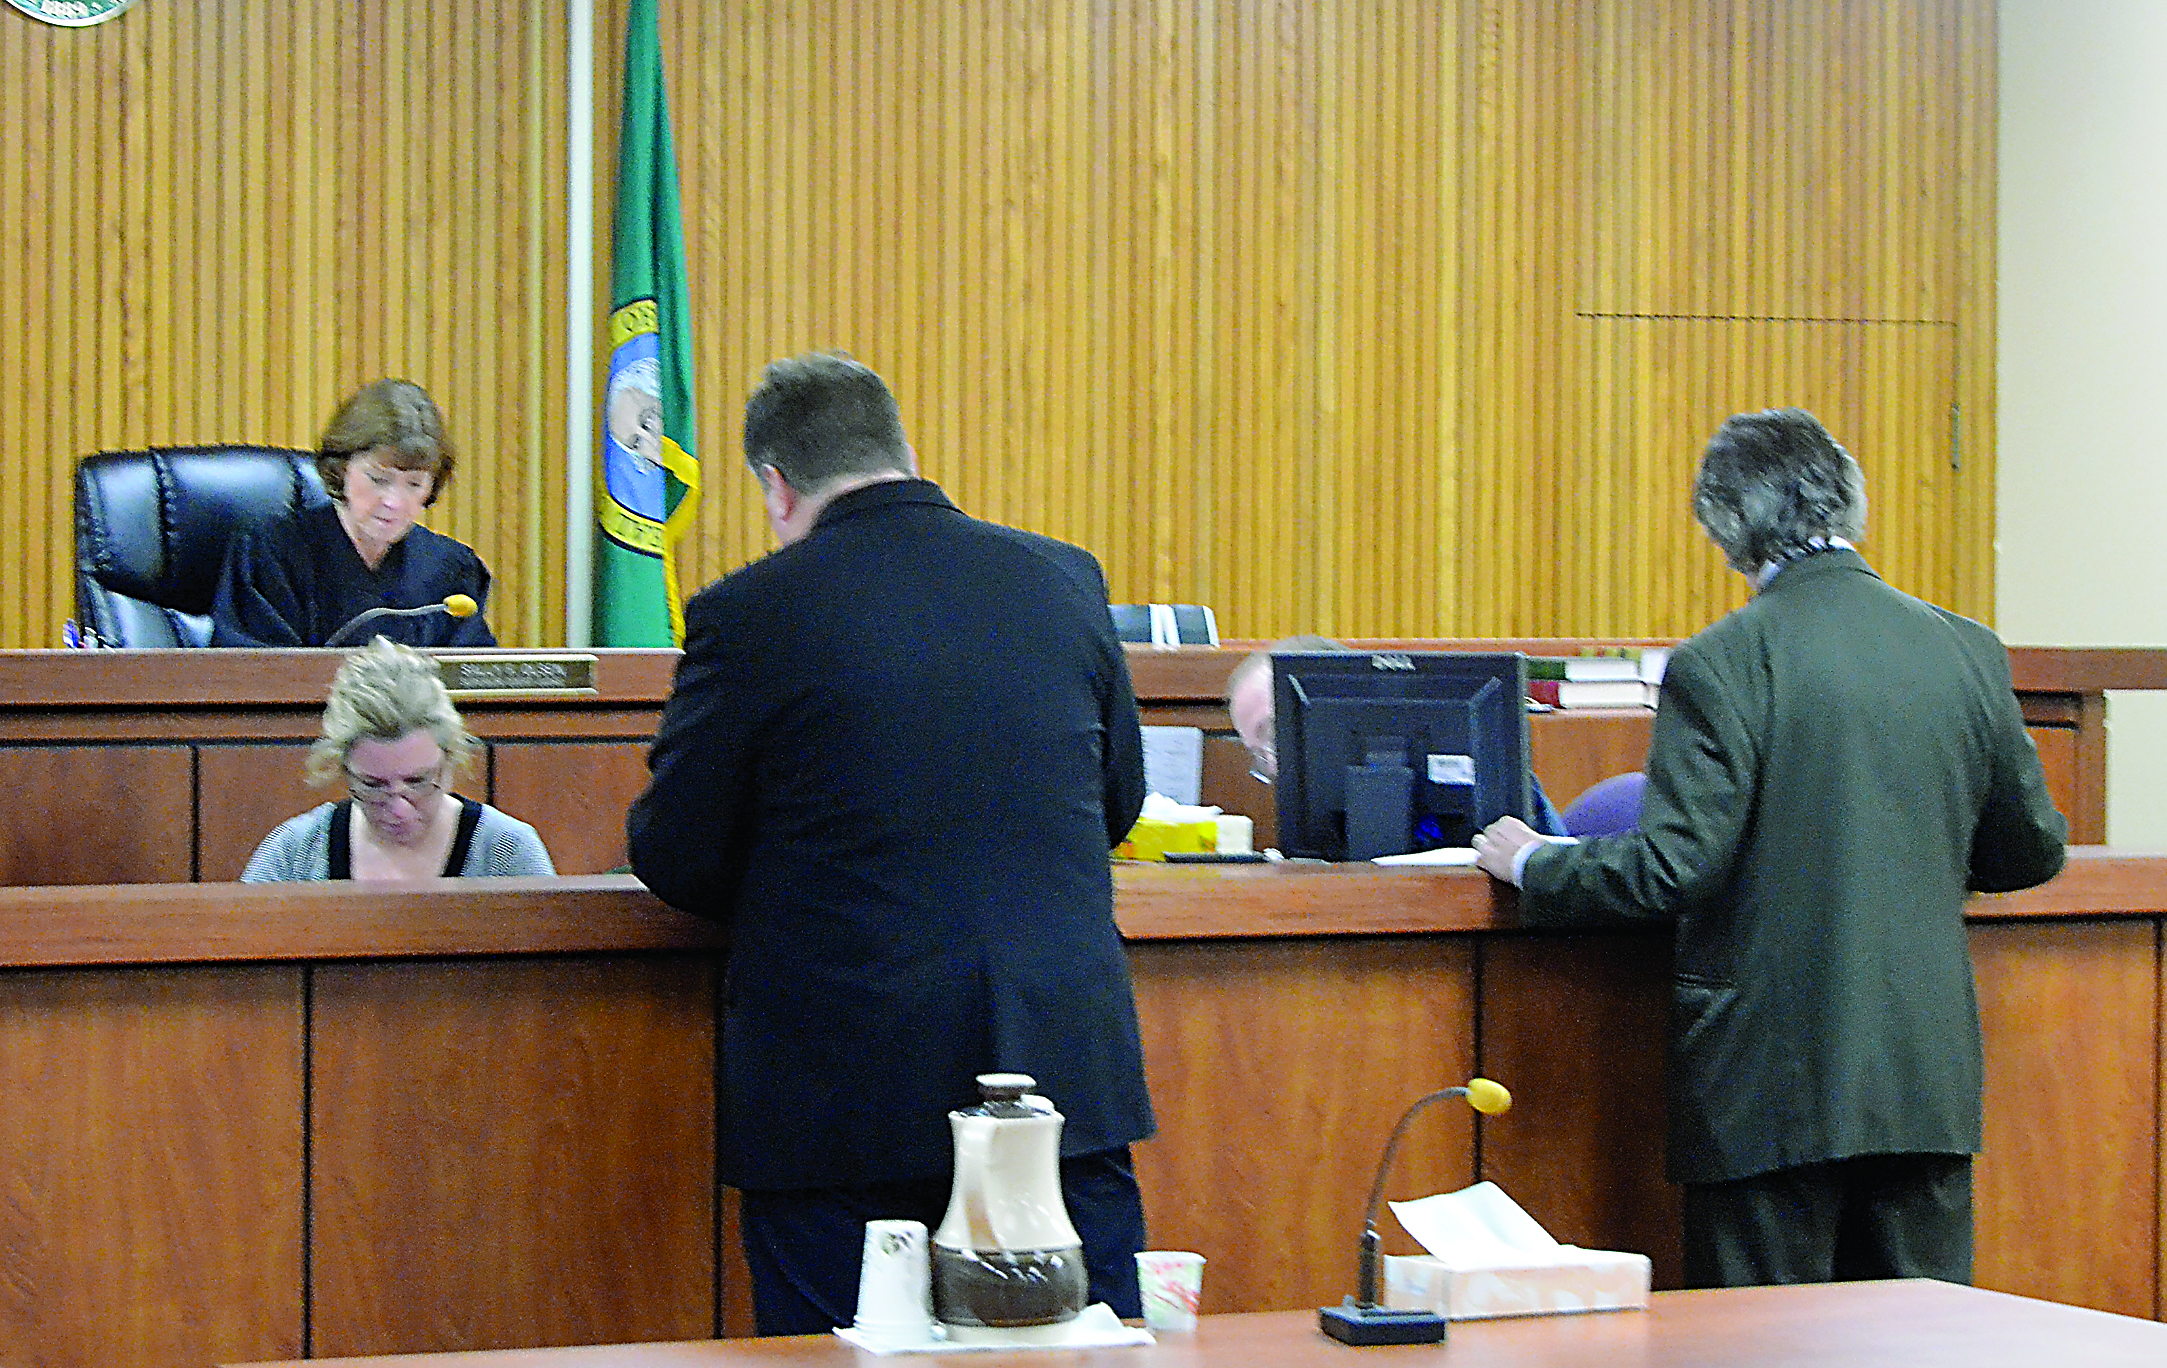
1427, 753, 1476, 786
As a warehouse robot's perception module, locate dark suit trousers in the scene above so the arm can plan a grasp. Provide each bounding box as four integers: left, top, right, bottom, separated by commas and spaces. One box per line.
739, 1147, 1147, 1335
1681, 1153, 1973, 1288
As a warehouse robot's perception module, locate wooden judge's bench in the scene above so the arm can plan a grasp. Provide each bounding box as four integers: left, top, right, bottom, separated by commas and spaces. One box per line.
0, 641, 2136, 885
0, 644, 2163, 1368
0, 648, 678, 885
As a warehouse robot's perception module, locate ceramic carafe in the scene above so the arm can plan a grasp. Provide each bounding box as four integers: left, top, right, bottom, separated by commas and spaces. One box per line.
931, 1073, 1088, 1328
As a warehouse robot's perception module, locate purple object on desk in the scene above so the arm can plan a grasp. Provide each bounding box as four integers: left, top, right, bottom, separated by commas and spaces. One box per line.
1561, 772, 1646, 838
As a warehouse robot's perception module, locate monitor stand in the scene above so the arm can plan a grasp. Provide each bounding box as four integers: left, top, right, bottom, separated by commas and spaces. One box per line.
1344, 761, 1413, 861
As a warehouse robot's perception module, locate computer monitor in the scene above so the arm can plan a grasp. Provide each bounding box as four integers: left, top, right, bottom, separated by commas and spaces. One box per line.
1272, 651, 1534, 861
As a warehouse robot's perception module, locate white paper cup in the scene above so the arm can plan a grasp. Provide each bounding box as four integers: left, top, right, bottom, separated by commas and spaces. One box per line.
1135, 1250, 1205, 1331
855, 1219, 933, 1334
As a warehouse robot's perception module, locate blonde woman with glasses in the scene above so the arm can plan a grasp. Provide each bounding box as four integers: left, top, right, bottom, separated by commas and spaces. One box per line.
241, 639, 554, 881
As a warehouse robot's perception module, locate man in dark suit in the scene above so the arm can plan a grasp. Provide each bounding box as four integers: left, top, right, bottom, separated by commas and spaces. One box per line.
1472, 408, 2066, 1287
627, 353, 1153, 1335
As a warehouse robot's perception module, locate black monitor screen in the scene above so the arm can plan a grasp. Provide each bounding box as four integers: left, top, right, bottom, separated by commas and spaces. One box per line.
1272, 651, 1533, 861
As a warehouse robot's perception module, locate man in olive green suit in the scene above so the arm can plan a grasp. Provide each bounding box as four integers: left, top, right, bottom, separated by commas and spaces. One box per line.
1473, 409, 2067, 1288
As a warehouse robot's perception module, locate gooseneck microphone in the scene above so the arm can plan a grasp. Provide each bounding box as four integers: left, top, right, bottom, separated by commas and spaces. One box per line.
323, 593, 479, 648
1319, 1077, 1512, 1346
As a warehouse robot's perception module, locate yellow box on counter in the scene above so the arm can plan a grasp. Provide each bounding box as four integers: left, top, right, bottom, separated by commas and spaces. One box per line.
1383, 1251, 1650, 1321
1114, 818, 1217, 861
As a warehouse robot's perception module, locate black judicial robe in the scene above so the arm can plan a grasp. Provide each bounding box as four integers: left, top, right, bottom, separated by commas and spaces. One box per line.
210, 500, 496, 648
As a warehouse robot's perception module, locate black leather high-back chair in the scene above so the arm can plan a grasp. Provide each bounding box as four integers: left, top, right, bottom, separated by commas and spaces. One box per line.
74, 445, 327, 648
1109, 603, 1220, 647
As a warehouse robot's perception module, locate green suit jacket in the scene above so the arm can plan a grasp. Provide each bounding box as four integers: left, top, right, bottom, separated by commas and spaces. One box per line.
1520, 549, 2067, 1184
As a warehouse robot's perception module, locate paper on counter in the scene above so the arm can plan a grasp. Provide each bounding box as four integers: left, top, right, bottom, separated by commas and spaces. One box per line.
1141, 727, 1204, 806
1389, 1182, 1562, 1267
1376, 835, 1579, 867
1372, 846, 1480, 866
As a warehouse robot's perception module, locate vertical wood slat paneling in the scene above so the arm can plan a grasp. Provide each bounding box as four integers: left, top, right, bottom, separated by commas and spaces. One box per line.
1, 1, 1991, 649
1952, 0, 1997, 622
0, 2, 567, 650
2, 20, 22, 632
1572, 0, 1985, 629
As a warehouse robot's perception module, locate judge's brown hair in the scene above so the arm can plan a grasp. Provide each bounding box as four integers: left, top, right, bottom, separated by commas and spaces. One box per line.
317, 378, 456, 507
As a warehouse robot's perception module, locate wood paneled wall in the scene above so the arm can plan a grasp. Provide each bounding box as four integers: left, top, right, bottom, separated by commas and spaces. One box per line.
0, 0, 1993, 648
0, 0, 570, 647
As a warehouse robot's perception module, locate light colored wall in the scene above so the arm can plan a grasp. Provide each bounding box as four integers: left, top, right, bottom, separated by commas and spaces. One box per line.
1999, 0, 2167, 845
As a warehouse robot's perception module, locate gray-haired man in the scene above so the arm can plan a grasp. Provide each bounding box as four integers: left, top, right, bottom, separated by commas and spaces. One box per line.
1475, 408, 2066, 1287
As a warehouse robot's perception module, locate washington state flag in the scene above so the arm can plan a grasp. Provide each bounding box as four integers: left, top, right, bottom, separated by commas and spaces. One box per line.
595, 0, 700, 646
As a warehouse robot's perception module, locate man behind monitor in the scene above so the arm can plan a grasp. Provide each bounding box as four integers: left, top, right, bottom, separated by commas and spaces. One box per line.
628, 353, 1153, 1333
1473, 408, 2067, 1287
1226, 637, 1570, 839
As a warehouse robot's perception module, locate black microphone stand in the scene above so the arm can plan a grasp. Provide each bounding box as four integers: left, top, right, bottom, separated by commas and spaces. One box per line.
1318, 1086, 1474, 1346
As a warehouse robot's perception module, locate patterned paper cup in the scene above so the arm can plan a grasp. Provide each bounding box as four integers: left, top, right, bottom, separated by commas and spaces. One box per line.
1135, 1250, 1206, 1331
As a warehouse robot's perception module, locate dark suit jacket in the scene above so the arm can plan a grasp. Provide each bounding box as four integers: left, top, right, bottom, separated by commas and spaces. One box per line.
1520, 549, 2067, 1185
627, 478, 1153, 1191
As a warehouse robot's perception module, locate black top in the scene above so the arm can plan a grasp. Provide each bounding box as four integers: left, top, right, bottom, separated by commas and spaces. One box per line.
628, 478, 1153, 1190
326, 798, 485, 879
210, 500, 496, 647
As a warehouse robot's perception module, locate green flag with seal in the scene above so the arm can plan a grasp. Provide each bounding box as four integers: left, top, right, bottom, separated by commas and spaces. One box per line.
596, 0, 700, 646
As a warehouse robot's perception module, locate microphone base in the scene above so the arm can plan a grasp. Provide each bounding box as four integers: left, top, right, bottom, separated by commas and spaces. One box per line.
1319, 1301, 1447, 1346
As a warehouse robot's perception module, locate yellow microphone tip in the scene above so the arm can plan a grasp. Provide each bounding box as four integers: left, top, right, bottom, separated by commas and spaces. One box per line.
1466, 1078, 1511, 1115
444, 594, 478, 618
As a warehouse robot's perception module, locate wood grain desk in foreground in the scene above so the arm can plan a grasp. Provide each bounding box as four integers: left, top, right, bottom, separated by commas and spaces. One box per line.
232, 1282, 2167, 1368
5, 856, 2166, 1368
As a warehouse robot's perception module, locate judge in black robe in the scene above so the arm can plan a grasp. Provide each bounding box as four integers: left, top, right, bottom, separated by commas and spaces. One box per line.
212, 499, 496, 647
209, 378, 497, 648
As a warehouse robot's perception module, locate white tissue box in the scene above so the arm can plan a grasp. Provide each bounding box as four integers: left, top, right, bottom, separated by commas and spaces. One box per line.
1382, 1249, 1650, 1320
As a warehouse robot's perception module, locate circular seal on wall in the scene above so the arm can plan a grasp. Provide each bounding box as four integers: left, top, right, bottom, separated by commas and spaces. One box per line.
5, 0, 143, 25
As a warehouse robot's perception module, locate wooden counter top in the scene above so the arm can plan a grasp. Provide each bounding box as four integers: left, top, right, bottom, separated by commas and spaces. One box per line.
5, 643, 2157, 714
0, 847, 2151, 969
230, 1284, 2167, 1368
1116, 845, 2161, 936
1113, 860, 1506, 936
0, 875, 717, 968
0, 648, 680, 711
